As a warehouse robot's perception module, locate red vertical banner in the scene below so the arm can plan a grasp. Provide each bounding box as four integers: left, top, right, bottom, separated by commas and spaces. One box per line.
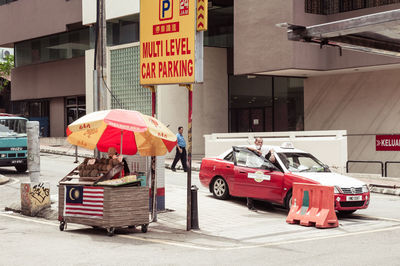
196, 0, 208, 31
152, 90, 156, 117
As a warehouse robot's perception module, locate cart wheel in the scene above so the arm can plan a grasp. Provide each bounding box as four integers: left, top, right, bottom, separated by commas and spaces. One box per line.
59, 221, 65, 231
107, 227, 115, 237
128, 225, 136, 229
141, 224, 148, 233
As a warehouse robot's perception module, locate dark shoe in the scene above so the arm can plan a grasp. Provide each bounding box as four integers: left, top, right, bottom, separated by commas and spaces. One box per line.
171, 168, 176, 172
248, 206, 257, 212
183, 169, 188, 172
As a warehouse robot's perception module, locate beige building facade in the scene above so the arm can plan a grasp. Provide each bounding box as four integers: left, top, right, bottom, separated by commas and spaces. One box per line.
0, 0, 87, 137
232, 0, 400, 174
4, 0, 400, 174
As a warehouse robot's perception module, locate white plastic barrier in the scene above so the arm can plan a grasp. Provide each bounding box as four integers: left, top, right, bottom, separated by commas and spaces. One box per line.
204, 130, 348, 174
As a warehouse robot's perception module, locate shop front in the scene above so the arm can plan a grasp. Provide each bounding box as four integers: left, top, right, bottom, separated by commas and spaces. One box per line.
229, 75, 304, 133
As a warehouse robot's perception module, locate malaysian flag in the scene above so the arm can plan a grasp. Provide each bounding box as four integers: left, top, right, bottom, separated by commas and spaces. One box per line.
64, 186, 104, 218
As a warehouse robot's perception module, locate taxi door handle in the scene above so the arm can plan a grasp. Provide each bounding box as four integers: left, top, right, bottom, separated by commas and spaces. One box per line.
239, 171, 246, 173
226, 165, 231, 168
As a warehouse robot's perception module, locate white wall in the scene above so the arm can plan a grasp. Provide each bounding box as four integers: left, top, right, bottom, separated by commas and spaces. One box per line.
83, 0, 140, 25
305, 69, 400, 176
204, 130, 348, 174
157, 47, 229, 159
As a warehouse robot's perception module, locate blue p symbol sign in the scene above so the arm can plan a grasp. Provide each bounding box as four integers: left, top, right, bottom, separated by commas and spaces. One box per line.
160, 0, 173, 20
162, 0, 170, 17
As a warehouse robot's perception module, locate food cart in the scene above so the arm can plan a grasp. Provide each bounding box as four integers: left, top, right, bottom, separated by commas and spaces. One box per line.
58, 109, 177, 236
58, 158, 149, 236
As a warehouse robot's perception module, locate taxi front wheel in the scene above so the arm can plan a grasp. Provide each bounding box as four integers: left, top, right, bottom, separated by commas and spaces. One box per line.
212, 177, 229, 200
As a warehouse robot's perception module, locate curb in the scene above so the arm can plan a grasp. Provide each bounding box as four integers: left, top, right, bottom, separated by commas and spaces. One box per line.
370, 186, 400, 196
0, 175, 10, 185
40, 148, 92, 158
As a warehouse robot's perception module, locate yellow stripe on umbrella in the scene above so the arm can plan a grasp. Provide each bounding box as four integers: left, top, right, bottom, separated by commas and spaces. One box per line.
67, 121, 108, 150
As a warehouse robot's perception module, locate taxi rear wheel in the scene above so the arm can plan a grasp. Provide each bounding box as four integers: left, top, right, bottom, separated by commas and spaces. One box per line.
212, 177, 229, 200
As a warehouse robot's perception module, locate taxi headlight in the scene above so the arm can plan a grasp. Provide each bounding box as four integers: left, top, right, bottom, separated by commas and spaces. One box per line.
334, 186, 342, 194
362, 185, 369, 193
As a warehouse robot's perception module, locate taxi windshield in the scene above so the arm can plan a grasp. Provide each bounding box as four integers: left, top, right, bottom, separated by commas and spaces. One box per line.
0, 118, 27, 137
277, 152, 330, 173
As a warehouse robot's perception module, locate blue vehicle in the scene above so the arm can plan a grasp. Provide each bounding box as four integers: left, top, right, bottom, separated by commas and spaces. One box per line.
0, 115, 28, 172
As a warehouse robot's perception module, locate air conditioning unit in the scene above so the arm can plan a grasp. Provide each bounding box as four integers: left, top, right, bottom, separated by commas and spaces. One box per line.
1, 50, 10, 60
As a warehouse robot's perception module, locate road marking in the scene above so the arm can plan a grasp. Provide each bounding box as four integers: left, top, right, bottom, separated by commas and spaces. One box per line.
2, 212, 400, 251
8, 178, 20, 185
0, 212, 213, 250
0, 213, 59, 227
118, 234, 214, 250
355, 214, 400, 223
0, 178, 19, 186
223, 224, 400, 250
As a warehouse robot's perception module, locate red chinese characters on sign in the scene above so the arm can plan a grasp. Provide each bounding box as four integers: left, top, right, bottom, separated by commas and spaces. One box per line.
180, 0, 189, 15
153, 22, 180, 35
376, 135, 400, 151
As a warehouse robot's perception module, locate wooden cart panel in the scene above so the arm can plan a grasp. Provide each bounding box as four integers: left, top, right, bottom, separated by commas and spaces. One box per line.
59, 185, 149, 228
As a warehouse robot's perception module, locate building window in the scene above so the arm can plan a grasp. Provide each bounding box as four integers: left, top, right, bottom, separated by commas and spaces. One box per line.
305, 0, 400, 15
0, 0, 17, 6
15, 28, 91, 67
10, 100, 50, 136
65, 96, 86, 130
229, 75, 304, 132
204, 5, 233, 48
107, 17, 140, 46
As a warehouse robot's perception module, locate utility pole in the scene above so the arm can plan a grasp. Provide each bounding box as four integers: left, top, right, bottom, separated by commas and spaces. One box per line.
21, 120, 50, 217
95, 0, 107, 111
93, 0, 107, 158
27, 121, 40, 183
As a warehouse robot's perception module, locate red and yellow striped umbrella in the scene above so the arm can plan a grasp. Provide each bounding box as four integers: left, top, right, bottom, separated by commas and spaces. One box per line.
66, 109, 177, 156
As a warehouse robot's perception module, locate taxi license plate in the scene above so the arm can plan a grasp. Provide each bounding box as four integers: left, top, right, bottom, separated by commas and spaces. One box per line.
346, 195, 362, 201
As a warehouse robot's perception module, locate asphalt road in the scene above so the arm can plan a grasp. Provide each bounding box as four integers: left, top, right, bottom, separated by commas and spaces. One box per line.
1, 154, 400, 265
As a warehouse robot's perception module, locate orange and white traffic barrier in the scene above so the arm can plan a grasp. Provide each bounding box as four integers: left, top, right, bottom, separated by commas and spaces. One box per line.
286, 183, 338, 229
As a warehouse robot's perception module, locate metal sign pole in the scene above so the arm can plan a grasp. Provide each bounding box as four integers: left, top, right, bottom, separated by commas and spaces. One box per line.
186, 84, 193, 231
148, 86, 157, 222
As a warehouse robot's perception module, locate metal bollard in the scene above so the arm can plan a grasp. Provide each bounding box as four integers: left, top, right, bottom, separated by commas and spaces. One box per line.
191, 185, 199, 230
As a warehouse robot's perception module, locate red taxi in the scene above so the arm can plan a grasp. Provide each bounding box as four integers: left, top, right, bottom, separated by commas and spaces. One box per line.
199, 143, 370, 214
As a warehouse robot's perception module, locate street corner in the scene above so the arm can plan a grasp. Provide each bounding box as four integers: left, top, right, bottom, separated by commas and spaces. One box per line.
0, 174, 10, 185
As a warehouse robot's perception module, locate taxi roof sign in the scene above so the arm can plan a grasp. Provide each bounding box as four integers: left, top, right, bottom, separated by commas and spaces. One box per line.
281, 142, 295, 149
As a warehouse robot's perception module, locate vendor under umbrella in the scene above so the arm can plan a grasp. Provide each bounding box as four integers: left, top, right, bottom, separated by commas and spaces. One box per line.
107, 146, 130, 176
